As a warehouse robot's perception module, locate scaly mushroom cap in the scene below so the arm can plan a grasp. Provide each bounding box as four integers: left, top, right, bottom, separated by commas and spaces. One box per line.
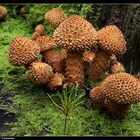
8, 37, 40, 67
111, 61, 125, 74
65, 52, 85, 84
32, 32, 41, 40
35, 36, 57, 52
54, 15, 98, 51
48, 73, 65, 90
88, 50, 110, 81
98, 25, 126, 55
0, 5, 8, 20
35, 24, 45, 35
101, 73, 140, 104
28, 61, 53, 85
82, 51, 95, 62
45, 8, 67, 28
42, 48, 67, 74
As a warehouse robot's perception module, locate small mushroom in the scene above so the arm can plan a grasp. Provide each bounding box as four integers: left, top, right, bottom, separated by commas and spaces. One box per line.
48, 73, 65, 90
20, 7, 28, 14
45, 8, 67, 28
98, 25, 126, 55
0, 5, 8, 21
8, 37, 40, 68
35, 24, 45, 35
28, 61, 53, 85
32, 32, 41, 40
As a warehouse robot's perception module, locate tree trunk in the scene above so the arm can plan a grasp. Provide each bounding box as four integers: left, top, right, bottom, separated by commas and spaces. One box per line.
87, 4, 140, 74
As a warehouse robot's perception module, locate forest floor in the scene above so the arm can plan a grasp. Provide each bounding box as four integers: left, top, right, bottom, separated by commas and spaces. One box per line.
1, 14, 140, 136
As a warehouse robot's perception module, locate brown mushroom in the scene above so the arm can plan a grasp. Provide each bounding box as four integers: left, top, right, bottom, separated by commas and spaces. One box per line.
48, 73, 65, 90
45, 8, 67, 28
54, 14, 98, 52
90, 73, 140, 117
98, 25, 126, 55
35, 24, 45, 35
28, 61, 53, 85
0, 5, 8, 21
8, 37, 40, 68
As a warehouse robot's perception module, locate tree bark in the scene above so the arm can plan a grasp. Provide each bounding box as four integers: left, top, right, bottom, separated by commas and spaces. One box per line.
87, 4, 140, 74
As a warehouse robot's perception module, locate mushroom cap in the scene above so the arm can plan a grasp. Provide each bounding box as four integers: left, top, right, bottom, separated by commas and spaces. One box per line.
48, 73, 65, 90
20, 7, 28, 14
111, 61, 125, 74
98, 25, 126, 55
35, 24, 45, 35
35, 36, 57, 52
0, 5, 8, 20
28, 61, 53, 85
45, 8, 67, 28
101, 73, 140, 104
42, 48, 67, 74
54, 14, 98, 51
8, 37, 40, 67
32, 32, 41, 40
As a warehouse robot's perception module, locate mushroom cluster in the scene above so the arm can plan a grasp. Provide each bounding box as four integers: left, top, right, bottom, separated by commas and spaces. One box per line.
8, 8, 140, 118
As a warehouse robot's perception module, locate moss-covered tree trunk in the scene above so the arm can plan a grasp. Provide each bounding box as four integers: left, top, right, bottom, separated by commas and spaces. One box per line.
87, 4, 140, 73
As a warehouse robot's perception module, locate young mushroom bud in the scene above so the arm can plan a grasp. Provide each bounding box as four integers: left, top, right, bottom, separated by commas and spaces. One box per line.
0, 5, 8, 21
28, 61, 53, 85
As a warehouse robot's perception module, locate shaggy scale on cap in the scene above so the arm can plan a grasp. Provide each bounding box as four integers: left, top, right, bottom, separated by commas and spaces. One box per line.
35, 24, 45, 35
88, 50, 110, 81
8, 37, 40, 67
65, 52, 85, 84
45, 8, 67, 28
42, 49, 67, 74
0, 5, 8, 20
82, 51, 95, 62
48, 73, 65, 90
111, 61, 125, 74
54, 15, 98, 51
35, 36, 57, 52
28, 61, 53, 85
98, 25, 126, 55
101, 73, 140, 104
